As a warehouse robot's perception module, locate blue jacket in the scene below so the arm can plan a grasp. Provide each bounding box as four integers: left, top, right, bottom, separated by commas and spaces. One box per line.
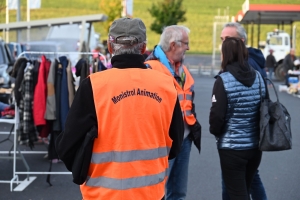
217, 72, 264, 150
248, 47, 267, 78
209, 61, 267, 150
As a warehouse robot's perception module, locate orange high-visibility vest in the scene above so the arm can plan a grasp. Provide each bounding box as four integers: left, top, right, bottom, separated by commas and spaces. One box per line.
80, 68, 177, 200
145, 60, 196, 125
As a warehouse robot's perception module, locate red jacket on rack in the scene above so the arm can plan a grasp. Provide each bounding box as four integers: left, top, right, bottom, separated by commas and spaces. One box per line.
33, 55, 51, 126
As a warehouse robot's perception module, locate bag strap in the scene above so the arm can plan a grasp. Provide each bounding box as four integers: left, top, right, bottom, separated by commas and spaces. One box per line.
256, 71, 263, 102
265, 77, 280, 103
256, 70, 280, 103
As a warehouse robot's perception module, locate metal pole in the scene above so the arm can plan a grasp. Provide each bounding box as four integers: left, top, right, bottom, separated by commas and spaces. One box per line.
27, 0, 30, 21
257, 13, 261, 48
246, 23, 249, 46
5, 0, 9, 42
251, 22, 254, 47
292, 25, 296, 50
211, 22, 216, 77
17, 0, 21, 42
122, 0, 127, 17
79, 20, 86, 59
87, 22, 92, 50
290, 22, 293, 48
27, 0, 30, 42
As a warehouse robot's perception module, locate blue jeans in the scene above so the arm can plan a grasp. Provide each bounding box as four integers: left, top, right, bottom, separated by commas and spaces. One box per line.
268, 68, 274, 81
222, 170, 268, 200
165, 136, 192, 200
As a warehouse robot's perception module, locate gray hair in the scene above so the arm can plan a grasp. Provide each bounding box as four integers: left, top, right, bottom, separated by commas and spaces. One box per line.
223, 22, 248, 44
159, 25, 190, 52
110, 39, 146, 55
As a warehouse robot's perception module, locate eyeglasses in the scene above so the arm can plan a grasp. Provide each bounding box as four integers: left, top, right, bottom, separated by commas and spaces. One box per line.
176, 40, 189, 47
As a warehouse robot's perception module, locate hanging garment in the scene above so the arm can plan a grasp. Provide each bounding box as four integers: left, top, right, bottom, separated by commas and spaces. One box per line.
59, 56, 69, 130
45, 59, 58, 120
33, 55, 51, 126
75, 58, 90, 85
48, 130, 61, 160
11, 57, 27, 107
66, 59, 75, 107
52, 62, 62, 132
19, 63, 37, 149
98, 58, 107, 71
32, 60, 40, 89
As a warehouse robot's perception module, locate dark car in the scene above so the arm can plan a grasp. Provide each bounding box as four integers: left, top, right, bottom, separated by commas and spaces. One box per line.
0, 40, 15, 87
0, 40, 15, 103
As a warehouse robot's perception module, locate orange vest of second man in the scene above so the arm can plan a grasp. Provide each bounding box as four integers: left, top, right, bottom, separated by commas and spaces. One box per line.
145, 60, 197, 125
80, 68, 177, 200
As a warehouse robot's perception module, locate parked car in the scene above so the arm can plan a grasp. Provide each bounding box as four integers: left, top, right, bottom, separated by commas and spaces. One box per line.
7, 42, 24, 59
46, 23, 100, 52
0, 40, 15, 103
0, 40, 15, 83
23, 40, 78, 66
24, 40, 67, 52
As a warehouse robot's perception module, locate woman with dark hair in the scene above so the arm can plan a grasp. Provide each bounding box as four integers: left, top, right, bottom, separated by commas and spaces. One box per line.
209, 37, 266, 199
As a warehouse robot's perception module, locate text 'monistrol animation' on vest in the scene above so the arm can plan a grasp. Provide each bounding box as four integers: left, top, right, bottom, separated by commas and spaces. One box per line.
112, 88, 162, 104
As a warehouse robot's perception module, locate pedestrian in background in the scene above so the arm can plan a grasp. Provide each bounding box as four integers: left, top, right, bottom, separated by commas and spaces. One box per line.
283, 48, 297, 86
220, 22, 268, 200
265, 49, 276, 83
209, 37, 266, 199
145, 25, 201, 200
56, 17, 184, 200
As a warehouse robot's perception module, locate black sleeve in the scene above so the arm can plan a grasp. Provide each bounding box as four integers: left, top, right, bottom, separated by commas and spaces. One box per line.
272, 56, 277, 66
55, 77, 97, 171
209, 77, 227, 137
191, 90, 196, 118
168, 98, 184, 160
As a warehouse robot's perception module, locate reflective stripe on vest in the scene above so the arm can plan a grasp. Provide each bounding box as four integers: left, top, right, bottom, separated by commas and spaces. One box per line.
185, 110, 193, 116
185, 94, 193, 100
175, 67, 196, 125
85, 170, 167, 190
178, 93, 193, 101
91, 147, 170, 164
178, 94, 184, 101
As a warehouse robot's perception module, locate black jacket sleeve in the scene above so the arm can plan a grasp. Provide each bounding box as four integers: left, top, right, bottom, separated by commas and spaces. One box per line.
168, 98, 184, 160
209, 77, 227, 137
188, 90, 201, 153
55, 77, 97, 171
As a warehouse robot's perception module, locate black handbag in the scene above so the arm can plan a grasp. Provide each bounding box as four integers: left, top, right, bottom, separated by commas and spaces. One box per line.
72, 126, 98, 185
257, 74, 292, 151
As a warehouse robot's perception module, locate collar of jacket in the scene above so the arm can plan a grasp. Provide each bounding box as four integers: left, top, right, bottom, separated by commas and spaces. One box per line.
111, 54, 147, 69
153, 45, 176, 76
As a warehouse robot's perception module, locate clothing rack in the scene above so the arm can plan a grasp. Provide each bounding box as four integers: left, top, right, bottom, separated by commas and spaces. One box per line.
19, 51, 107, 67
0, 51, 105, 191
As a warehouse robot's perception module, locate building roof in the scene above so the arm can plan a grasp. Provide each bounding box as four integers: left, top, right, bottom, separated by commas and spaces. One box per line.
234, 3, 300, 24
0, 14, 107, 31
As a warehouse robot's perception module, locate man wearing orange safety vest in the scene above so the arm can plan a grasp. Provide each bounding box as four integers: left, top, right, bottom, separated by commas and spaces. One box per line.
145, 25, 201, 200
56, 18, 184, 200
